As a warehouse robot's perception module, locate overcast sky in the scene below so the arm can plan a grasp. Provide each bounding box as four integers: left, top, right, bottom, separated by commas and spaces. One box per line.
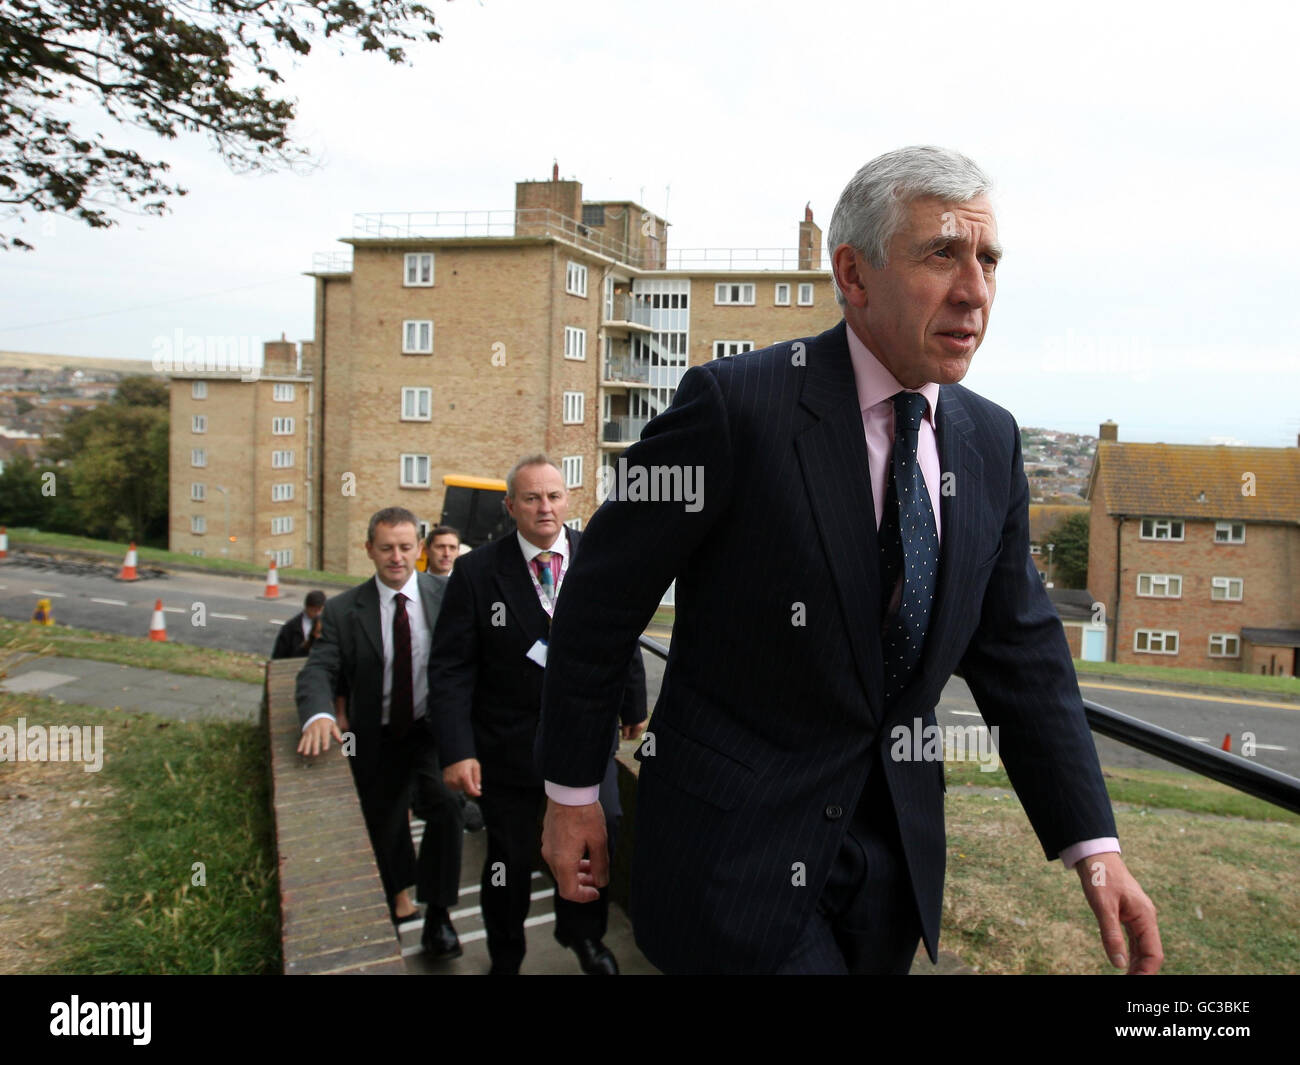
2, 0, 1297, 447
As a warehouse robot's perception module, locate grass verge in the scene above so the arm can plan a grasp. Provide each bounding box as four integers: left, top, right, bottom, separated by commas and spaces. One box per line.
0, 692, 279, 974
0, 617, 265, 685
1074, 657, 1300, 699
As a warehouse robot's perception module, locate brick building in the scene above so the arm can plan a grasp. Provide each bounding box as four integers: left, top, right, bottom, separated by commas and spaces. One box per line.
1085, 420, 1300, 674
170, 167, 839, 575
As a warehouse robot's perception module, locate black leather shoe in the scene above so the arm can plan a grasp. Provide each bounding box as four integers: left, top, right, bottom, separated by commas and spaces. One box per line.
567, 938, 618, 975
421, 911, 462, 960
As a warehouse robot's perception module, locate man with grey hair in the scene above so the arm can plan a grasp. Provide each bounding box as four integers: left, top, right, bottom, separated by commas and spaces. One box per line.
539, 146, 1164, 974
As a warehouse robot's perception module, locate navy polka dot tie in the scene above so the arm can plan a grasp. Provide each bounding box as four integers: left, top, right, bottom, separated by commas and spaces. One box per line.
878, 391, 939, 702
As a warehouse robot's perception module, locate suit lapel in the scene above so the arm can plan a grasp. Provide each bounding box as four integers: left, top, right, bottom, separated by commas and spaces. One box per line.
792, 322, 886, 720
352, 576, 383, 658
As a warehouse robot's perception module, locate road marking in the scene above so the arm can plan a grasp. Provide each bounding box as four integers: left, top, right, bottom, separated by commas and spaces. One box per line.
1254, 743, 1288, 751
90, 597, 129, 606
32, 590, 66, 598
1078, 680, 1300, 712
268, 620, 287, 626
401, 911, 556, 955
949, 710, 982, 717
210, 612, 248, 621
162, 607, 186, 614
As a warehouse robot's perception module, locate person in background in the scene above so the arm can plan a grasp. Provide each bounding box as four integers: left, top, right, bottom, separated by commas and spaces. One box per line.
271, 589, 326, 659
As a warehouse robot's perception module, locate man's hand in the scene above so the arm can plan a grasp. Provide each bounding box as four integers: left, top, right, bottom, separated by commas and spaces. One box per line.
1076, 851, 1163, 974
542, 798, 608, 903
297, 717, 342, 757
443, 758, 482, 797
621, 720, 647, 742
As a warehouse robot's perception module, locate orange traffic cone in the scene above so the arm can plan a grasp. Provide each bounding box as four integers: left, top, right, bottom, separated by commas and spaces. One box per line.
1221, 733, 1232, 752
261, 559, 280, 599
0, 525, 8, 559
149, 599, 167, 641
32, 597, 53, 625
118, 542, 139, 581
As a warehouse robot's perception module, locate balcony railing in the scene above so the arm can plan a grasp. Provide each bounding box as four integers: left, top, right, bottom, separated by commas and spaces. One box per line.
311, 251, 354, 273
605, 293, 654, 327
603, 416, 650, 444
603, 352, 651, 385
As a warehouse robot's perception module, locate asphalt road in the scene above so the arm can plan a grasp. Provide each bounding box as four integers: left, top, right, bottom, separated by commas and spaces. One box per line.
4, 557, 1297, 779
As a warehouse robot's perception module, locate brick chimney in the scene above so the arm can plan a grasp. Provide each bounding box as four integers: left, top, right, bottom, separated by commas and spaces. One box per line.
1099, 419, 1118, 442
798, 203, 822, 271
516, 162, 583, 232
263, 335, 297, 374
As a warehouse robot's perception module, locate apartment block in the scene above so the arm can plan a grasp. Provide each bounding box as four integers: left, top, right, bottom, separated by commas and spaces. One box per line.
1085, 420, 1300, 674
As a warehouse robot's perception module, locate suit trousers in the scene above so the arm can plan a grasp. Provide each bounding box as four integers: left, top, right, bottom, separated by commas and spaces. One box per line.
477, 755, 621, 968
352, 723, 463, 916
775, 754, 923, 975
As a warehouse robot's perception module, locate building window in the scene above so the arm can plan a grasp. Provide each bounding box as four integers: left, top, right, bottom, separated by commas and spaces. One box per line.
775, 283, 790, 306
1214, 521, 1245, 544
564, 517, 582, 531
1029, 544, 1042, 556
797, 283, 814, 306
713, 340, 754, 359
404, 253, 434, 287
604, 276, 615, 320
272, 548, 294, 567
190, 483, 206, 502
191, 414, 207, 433
562, 391, 585, 425
191, 381, 208, 400
400, 386, 432, 421
271, 483, 295, 502
1136, 573, 1182, 598
400, 453, 431, 488
272, 417, 295, 435
190, 448, 207, 468
562, 455, 583, 488
564, 326, 587, 361
582, 204, 606, 227
271, 450, 295, 469
1211, 576, 1243, 601
715, 282, 755, 305
566, 261, 588, 297
1140, 518, 1184, 540
1134, 629, 1179, 655
190, 515, 206, 534
1209, 634, 1241, 658
271, 516, 294, 535
190, 549, 205, 558
273, 383, 295, 402
403, 319, 433, 354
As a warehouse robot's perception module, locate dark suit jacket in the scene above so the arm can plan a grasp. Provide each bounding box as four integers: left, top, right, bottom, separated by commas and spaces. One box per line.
428, 527, 647, 789
538, 320, 1116, 974
272, 611, 311, 659
296, 571, 448, 786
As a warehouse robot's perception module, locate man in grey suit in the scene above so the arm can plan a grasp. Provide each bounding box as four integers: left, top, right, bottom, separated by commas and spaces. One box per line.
297, 506, 464, 958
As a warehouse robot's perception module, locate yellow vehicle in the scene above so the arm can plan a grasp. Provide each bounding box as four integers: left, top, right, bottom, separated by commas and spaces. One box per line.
417, 475, 514, 567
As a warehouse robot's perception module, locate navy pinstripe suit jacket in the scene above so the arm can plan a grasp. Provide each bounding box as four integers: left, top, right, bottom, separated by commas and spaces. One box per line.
539, 320, 1115, 974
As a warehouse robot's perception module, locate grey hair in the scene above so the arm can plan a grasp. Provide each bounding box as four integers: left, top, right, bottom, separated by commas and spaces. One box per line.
506, 453, 563, 498
826, 146, 994, 306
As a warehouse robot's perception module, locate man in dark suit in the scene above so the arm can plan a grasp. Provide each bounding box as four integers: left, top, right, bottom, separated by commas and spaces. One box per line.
539, 146, 1163, 975
430, 455, 647, 975
296, 506, 464, 958
271, 589, 326, 659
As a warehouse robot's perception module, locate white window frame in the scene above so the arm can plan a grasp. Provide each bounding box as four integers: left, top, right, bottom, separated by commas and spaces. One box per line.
1140, 517, 1184, 541
273, 383, 295, 402
562, 391, 585, 425
1134, 629, 1179, 655
191, 414, 207, 433
271, 417, 295, 435
190, 483, 206, 502
1214, 521, 1245, 544
400, 453, 431, 488
191, 381, 207, 400
1136, 573, 1182, 598
271, 450, 295, 469
272, 548, 294, 567
774, 282, 791, 306
271, 483, 295, 502
566, 261, 588, 298
562, 455, 583, 489
401, 386, 433, 421
1211, 576, 1243, 601
190, 515, 207, 534
1029, 544, 1042, 556
564, 517, 582, 531
1209, 634, 1241, 658
713, 340, 754, 359
403, 319, 434, 354
271, 516, 294, 536
564, 326, 587, 361
715, 282, 755, 305
190, 448, 207, 468
190, 549, 205, 558
404, 252, 434, 287
797, 282, 814, 306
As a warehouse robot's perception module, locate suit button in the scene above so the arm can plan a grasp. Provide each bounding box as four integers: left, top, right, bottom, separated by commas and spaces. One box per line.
825, 804, 843, 820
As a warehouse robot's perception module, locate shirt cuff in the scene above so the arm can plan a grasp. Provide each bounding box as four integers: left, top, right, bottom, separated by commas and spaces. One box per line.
544, 781, 601, 805
1059, 838, 1121, 869
301, 712, 335, 733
